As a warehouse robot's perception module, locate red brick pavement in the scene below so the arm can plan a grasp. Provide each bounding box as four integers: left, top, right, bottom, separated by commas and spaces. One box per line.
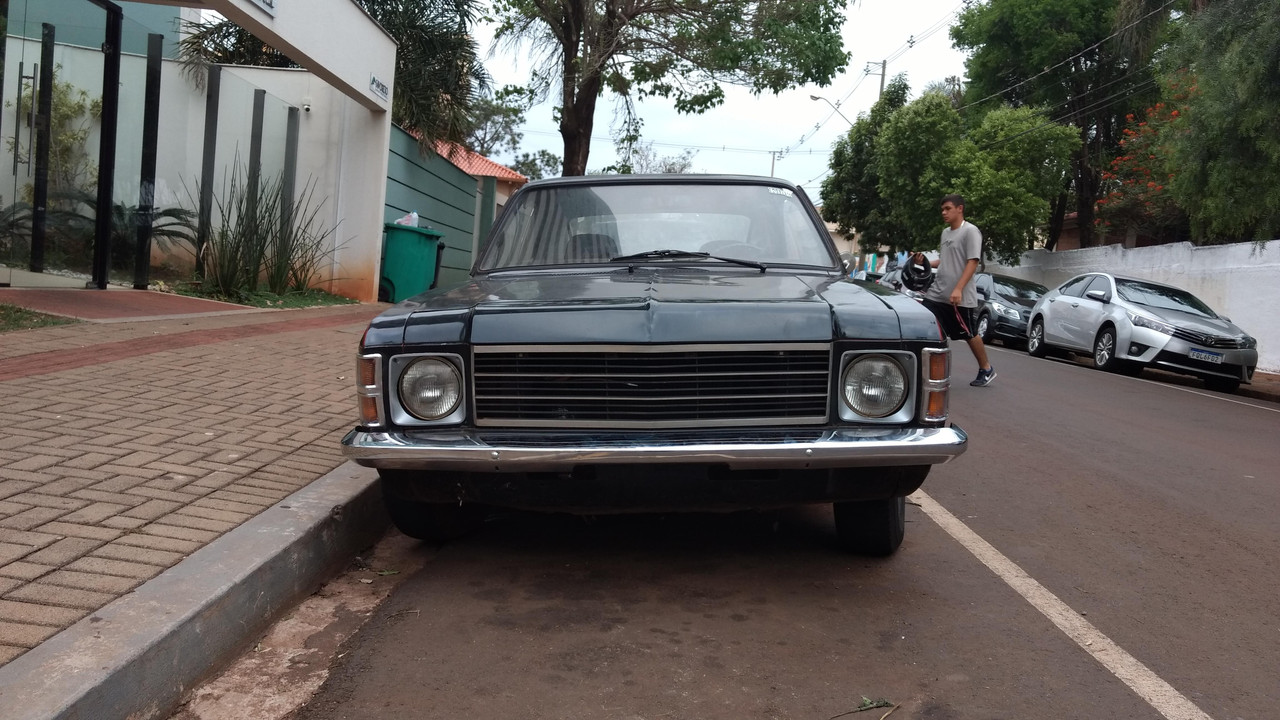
0, 287, 251, 321
0, 311, 374, 382
0, 302, 384, 666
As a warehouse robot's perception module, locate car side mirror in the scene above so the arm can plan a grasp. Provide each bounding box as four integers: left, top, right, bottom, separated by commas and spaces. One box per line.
977, 287, 989, 299
1085, 290, 1109, 303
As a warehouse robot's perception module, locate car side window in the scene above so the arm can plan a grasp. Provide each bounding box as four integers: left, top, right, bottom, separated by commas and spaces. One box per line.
1083, 275, 1111, 300
1058, 275, 1093, 298
977, 274, 992, 296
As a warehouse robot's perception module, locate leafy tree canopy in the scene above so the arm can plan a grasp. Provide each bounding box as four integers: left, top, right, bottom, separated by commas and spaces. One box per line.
873, 94, 1077, 265
510, 150, 562, 180
951, 0, 1154, 248
818, 75, 911, 245
490, 0, 850, 175
1162, 0, 1280, 242
466, 85, 539, 157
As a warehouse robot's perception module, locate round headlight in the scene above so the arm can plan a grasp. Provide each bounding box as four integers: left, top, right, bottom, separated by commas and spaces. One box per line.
842, 355, 908, 418
398, 357, 461, 420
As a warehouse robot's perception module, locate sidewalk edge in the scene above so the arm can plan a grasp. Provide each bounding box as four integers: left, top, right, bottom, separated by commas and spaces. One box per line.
0, 462, 388, 720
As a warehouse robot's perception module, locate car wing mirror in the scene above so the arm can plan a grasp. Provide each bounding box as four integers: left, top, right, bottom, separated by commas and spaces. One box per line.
1085, 290, 1109, 303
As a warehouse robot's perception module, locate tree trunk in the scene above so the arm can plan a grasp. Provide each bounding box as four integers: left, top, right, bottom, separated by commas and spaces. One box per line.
1046, 189, 1068, 252
1073, 146, 1098, 247
560, 90, 599, 176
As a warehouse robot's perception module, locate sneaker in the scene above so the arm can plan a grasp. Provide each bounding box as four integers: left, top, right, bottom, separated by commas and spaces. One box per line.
970, 367, 997, 387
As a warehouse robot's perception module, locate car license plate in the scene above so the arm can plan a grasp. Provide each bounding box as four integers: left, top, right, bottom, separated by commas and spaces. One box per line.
1189, 348, 1223, 364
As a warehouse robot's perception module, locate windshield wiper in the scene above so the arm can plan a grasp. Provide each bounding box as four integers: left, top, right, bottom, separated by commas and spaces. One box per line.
609, 249, 766, 272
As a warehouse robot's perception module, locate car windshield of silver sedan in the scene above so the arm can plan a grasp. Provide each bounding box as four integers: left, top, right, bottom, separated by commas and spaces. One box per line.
476, 182, 836, 271
1115, 279, 1217, 319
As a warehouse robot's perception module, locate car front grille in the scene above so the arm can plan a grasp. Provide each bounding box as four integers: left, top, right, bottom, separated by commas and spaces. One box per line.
1170, 328, 1248, 349
472, 344, 831, 428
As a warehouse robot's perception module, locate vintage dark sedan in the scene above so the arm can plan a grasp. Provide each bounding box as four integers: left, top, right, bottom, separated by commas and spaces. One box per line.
342, 175, 967, 555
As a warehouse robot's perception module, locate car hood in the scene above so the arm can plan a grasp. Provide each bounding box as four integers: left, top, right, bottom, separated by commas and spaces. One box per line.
1135, 304, 1247, 337
366, 269, 938, 346
995, 294, 1038, 310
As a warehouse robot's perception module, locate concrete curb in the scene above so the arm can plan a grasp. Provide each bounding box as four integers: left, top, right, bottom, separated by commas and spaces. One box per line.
0, 462, 388, 720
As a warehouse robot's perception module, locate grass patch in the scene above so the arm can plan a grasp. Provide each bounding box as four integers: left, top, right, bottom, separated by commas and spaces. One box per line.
169, 282, 358, 309
0, 303, 81, 333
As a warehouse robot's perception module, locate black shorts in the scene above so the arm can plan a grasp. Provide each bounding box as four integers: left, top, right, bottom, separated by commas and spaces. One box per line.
922, 299, 977, 341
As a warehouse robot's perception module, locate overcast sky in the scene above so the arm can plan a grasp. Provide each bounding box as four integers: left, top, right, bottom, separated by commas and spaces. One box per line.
474, 0, 972, 194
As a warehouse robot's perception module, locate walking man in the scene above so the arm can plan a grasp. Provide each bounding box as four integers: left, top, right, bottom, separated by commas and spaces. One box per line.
913, 194, 996, 387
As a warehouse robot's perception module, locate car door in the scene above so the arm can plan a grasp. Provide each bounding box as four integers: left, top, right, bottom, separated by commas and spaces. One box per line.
1067, 275, 1115, 348
1042, 275, 1093, 348
1054, 275, 1112, 349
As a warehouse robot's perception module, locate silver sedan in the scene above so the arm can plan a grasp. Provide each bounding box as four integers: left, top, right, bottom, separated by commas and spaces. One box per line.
1026, 272, 1258, 393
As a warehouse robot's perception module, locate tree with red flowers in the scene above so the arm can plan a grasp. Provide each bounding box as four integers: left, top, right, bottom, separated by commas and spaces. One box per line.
1095, 92, 1190, 245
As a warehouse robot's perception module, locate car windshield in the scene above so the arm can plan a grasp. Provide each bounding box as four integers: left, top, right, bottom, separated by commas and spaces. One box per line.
1115, 279, 1217, 318
476, 182, 837, 271
994, 277, 1048, 300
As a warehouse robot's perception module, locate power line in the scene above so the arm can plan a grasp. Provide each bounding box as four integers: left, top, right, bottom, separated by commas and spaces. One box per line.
979, 77, 1159, 151
780, 1, 967, 158
956, 0, 1178, 112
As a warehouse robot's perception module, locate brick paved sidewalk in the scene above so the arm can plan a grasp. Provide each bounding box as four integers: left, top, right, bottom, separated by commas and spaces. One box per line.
0, 303, 382, 667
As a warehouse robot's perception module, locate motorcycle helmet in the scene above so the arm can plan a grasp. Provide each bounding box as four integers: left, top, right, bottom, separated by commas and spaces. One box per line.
900, 254, 935, 293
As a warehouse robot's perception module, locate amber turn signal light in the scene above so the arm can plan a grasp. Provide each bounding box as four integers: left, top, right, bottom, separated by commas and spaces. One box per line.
358, 395, 380, 425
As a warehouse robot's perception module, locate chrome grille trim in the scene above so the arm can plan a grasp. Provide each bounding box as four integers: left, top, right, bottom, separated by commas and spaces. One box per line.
472, 343, 832, 428
1170, 328, 1246, 349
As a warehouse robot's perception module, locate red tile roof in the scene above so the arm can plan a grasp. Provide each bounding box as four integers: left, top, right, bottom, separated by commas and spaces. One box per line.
433, 141, 527, 183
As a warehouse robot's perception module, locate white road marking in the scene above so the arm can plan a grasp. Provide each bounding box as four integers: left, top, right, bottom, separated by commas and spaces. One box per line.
911, 489, 1214, 720
1132, 376, 1280, 413
987, 346, 1280, 414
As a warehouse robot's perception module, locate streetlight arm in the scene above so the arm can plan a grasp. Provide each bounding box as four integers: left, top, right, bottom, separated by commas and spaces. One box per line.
810, 95, 853, 126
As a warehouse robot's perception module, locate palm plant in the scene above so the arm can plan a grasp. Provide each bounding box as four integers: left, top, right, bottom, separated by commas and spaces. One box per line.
47, 189, 198, 274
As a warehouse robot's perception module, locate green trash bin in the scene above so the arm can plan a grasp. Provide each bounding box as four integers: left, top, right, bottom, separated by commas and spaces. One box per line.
380, 223, 445, 302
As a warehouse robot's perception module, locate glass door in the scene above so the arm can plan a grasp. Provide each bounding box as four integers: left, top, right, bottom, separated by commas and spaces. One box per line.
1, 0, 107, 288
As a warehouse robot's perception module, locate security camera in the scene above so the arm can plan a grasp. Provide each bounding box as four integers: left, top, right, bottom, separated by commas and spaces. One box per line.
302, 103, 312, 113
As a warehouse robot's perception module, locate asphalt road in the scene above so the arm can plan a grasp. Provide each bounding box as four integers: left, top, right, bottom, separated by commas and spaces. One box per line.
252, 345, 1278, 720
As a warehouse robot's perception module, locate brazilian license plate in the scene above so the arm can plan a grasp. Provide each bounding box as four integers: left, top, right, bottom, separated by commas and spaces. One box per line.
1189, 348, 1223, 364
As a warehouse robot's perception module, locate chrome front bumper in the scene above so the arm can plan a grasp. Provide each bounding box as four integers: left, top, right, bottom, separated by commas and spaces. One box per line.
342, 425, 968, 472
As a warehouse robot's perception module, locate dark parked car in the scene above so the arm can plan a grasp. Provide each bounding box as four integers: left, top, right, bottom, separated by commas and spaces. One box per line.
342, 175, 968, 555
974, 273, 1049, 346
1027, 272, 1258, 392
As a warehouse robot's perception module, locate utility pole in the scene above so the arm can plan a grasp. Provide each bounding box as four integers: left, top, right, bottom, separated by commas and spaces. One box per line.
866, 60, 887, 98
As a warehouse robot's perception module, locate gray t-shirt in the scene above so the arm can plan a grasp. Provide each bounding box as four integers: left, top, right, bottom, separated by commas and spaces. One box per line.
925, 220, 982, 307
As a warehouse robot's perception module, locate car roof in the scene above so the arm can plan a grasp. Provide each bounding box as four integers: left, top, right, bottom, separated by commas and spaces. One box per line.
1069, 272, 1186, 292
521, 174, 804, 192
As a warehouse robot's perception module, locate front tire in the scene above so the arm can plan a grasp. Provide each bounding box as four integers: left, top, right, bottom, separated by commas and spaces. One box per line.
1204, 376, 1241, 394
1093, 327, 1120, 372
1027, 318, 1048, 358
834, 496, 906, 556
379, 471, 485, 541
976, 312, 992, 343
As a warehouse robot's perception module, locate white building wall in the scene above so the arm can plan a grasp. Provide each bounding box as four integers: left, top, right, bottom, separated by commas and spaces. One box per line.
988, 240, 1280, 373
227, 66, 390, 301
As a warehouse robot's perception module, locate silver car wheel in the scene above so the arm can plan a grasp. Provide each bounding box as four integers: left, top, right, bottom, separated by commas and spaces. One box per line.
1028, 319, 1047, 358
1094, 328, 1117, 371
